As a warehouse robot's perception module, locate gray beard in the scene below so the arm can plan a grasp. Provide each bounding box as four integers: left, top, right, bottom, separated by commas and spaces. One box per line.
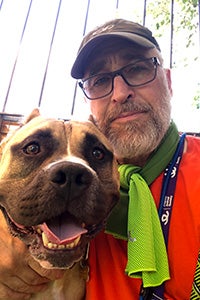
95, 94, 171, 163
106, 117, 168, 162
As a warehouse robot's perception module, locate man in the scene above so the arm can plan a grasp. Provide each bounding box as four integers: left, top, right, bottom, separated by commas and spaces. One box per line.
0, 18, 199, 300
70, 19, 200, 299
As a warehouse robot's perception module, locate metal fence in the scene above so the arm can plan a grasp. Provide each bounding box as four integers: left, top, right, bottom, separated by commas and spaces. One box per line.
0, 0, 199, 131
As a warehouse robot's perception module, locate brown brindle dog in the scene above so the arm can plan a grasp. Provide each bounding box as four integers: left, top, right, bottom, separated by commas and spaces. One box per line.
0, 110, 120, 299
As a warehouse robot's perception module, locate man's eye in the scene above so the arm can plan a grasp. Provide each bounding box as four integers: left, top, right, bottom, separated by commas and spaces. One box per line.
23, 143, 40, 155
93, 76, 110, 87
128, 65, 146, 74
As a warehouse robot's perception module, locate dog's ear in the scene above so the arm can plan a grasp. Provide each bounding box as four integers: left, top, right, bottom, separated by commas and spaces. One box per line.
24, 108, 40, 124
0, 108, 41, 159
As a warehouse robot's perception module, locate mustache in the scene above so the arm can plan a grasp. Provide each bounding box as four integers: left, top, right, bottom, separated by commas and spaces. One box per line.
105, 101, 151, 123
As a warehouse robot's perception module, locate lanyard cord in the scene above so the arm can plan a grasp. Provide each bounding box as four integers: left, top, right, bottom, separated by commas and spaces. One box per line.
159, 133, 186, 243
140, 133, 186, 300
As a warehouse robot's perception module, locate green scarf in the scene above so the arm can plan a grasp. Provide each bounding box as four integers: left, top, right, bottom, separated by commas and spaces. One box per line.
105, 121, 180, 287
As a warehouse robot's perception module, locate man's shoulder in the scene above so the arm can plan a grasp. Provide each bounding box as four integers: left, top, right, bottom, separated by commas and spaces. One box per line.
186, 133, 200, 148
183, 134, 200, 169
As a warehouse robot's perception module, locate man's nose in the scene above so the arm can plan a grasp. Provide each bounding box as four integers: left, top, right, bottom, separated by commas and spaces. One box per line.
111, 75, 134, 103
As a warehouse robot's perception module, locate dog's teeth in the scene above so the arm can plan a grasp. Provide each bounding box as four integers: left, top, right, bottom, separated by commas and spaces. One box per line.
74, 235, 81, 246
41, 231, 81, 250
65, 243, 73, 249
65, 235, 81, 249
58, 244, 65, 249
47, 242, 54, 249
37, 228, 42, 235
42, 232, 49, 246
48, 242, 60, 249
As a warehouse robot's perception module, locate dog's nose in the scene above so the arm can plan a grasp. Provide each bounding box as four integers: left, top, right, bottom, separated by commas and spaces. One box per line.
48, 161, 93, 194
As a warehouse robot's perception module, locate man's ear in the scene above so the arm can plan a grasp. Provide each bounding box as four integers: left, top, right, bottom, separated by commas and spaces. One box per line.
24, 108, 40, 124
165, 68, 173, 96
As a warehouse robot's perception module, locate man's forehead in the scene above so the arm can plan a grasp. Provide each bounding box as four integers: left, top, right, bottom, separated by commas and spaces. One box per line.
85, 46, 148, 76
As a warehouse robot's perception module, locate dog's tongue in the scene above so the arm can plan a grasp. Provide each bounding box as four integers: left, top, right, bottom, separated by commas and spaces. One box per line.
40, 213, 87, 245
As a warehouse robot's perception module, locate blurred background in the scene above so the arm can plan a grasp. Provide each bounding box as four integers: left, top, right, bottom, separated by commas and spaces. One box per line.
0, 0, 199, 132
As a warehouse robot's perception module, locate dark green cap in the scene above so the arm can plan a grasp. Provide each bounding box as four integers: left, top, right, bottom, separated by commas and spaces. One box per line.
71, 18, 160, 79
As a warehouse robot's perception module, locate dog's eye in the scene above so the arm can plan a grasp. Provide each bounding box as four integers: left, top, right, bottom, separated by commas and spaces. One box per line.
92, 147, 105, 160
23, 143, 40, 155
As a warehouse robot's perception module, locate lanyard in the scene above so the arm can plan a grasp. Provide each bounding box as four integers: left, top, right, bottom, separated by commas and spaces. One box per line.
140, 133, 186, 300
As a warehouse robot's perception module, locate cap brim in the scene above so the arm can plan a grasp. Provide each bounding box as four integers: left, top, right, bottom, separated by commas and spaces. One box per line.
71, 32, 156, 79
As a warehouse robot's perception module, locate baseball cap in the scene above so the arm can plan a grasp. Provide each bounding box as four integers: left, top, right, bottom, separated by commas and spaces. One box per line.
71, 18, 161, 79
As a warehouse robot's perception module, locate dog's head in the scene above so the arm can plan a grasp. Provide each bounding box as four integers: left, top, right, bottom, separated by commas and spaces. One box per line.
0, 110, 119, 269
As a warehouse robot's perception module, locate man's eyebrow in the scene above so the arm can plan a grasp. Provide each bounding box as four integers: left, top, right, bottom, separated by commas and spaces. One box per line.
122, 53, 146, 61
88, 60, 107, 76
86, 53, 147, 77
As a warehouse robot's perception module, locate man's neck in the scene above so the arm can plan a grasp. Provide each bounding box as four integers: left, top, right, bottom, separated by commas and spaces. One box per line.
117, 153, 151, 167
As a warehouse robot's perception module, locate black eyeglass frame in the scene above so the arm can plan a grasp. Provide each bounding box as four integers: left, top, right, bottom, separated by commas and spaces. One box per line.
78, 57, 160, 100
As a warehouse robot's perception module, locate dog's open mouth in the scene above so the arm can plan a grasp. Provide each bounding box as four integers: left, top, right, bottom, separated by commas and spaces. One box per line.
37, 213, 88, 250
0, 206, 106, 268
1, 206, 104, 251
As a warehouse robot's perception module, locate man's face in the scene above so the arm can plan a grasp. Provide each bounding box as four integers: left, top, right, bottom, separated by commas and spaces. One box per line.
82, 39, 172, 165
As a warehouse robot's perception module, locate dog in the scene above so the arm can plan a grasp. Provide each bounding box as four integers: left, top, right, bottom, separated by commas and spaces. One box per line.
0, 109, 120, 299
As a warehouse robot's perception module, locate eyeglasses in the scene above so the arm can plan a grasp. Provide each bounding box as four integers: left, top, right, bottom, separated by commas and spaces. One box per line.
78, 57, 160, 100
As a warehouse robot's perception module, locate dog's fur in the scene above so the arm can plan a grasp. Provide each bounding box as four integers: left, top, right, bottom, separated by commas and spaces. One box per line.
0, 109, 120, 299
